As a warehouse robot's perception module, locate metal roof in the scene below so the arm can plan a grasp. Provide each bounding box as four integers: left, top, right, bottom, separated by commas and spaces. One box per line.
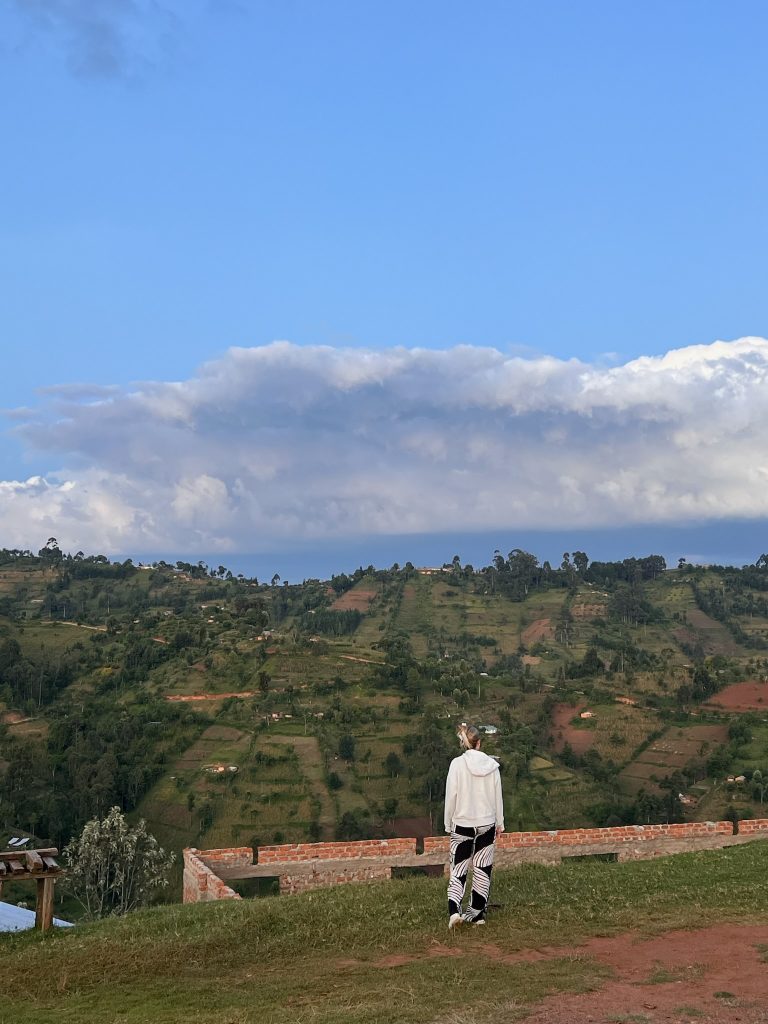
0, 901, 73, 933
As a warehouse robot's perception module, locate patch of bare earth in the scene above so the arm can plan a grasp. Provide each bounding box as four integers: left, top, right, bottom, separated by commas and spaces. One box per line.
522, 618, 555, 646
676, 609, 743, 657
522, 924, 768, 1023
338, 924, 768, 1023
166, 691, 258, 702
705, 680, 768, 712
330, 587, 377, 612
550, 703, 594, 755
1, 710, 27, 725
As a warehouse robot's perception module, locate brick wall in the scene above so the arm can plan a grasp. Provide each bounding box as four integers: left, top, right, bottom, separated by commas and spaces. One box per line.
257, 838, 417, 864
424, 821, 732, 856
199, 847, 253, 870
737, 818, 768, 834
183, 819, 768, 905
183, 848, 243, 903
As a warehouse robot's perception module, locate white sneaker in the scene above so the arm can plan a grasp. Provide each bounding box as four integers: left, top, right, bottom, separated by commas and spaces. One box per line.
448, 913, 463, 931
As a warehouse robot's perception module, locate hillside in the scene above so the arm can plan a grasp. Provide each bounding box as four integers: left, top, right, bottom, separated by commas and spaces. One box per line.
3, 542, 768, 908
4, 843, 768, 1023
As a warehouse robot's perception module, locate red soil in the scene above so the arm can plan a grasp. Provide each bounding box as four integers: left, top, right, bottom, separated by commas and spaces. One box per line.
550, 703, 595, 756
522, 618, 555, 646
0, 710, 26, 725
341, 923, 768, 1023
705, 680, 768, 712
330, 587, 377, 612
522, 923, 768, 1023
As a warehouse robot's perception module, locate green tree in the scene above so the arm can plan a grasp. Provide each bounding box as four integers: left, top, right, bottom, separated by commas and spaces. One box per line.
384, 751, 403, 778
63, 806, 174, 918
338, 734, 356, 761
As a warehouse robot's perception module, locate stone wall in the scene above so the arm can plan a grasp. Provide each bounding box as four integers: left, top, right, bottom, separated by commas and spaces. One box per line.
183, 819, 768, 904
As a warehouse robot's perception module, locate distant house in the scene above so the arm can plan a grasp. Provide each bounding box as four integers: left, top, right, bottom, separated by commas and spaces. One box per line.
479, 724, 498, 735
615, 696, 637, 707
416, 567, 446, 575
580, 711, 595, 720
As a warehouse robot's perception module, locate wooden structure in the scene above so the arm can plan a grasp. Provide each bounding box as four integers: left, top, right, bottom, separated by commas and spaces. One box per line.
0, 848, 63, 931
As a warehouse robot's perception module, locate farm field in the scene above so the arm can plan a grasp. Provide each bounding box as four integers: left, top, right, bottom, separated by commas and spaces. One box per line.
8, 550, 768, 888
705, 680, 768, 712
330, 583, 379, 612
138, 724, 316, 852
549, 701, 660, 762
619, 723, 729, 796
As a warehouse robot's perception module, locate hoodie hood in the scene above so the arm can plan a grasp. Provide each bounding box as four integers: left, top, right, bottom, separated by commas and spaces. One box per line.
462, 749, 500, 777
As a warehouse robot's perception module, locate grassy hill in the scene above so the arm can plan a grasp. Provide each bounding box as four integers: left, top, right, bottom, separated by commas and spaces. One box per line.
4, 842, 768, 1023
4, 545, 768, 909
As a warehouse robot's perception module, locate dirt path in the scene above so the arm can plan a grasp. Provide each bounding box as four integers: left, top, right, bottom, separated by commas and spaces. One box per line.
343, 923, 768, 1023
521, 923, 768, 1023
166, 691, 258, 702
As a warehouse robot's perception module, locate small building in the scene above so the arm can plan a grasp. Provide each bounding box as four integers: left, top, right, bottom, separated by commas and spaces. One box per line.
479, 724, 498, 735
580, 711, 595, 720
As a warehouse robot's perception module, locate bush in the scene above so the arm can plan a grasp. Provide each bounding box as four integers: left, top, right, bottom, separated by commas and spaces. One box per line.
64, 807, 173, 919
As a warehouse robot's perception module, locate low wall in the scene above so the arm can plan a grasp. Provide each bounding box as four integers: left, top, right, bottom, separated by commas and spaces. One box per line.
426, 821, 734, 864
257, 838, 417, 865
275, 861, 393, 894
183, 848, 243, 903
182, 819, 767, 904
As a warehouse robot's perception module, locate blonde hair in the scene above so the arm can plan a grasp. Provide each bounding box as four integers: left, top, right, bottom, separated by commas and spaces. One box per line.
457, 723, 481, 750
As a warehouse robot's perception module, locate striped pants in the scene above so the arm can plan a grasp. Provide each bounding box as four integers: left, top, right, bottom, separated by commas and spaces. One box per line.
447, 823, 496, 922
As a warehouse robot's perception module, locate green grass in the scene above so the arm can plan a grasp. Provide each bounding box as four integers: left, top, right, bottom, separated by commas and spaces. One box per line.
640, 962, 706, 985
5, 842, 768, 1024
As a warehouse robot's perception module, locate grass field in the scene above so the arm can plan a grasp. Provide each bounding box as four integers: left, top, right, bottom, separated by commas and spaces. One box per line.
5, 843, 768, 1024
138, 725, 318, 853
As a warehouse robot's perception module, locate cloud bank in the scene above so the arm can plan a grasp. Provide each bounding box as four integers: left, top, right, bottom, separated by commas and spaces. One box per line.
4, 337, 768, 554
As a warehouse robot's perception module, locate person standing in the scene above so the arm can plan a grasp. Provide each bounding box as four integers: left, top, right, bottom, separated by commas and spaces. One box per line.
444, 722, 504, 929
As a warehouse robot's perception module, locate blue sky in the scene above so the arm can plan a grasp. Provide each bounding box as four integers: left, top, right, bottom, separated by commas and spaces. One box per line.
2, 1, 768, 575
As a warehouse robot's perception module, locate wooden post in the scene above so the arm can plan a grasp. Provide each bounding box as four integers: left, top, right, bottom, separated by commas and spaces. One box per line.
35, 876, 55, 931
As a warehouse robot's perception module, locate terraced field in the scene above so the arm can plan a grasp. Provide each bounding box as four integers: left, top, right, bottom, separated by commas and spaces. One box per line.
619, 724, 728, 795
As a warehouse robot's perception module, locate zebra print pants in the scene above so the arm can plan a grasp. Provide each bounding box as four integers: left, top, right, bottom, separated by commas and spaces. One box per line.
447, 823, 496, 921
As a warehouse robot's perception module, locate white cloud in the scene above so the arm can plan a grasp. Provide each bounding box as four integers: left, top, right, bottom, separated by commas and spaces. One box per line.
3, 336, 768, 554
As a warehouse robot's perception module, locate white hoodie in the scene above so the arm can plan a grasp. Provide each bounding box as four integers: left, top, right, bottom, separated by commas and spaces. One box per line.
444, 748, 504, 833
